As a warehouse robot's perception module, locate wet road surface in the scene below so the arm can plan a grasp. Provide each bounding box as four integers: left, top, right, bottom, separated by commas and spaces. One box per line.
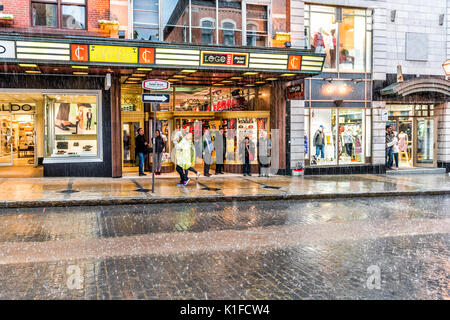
0, 195, 448, 299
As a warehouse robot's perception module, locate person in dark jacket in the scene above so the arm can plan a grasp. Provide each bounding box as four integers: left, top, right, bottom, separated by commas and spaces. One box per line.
214, 127, 226, 174
135, 128, 149, 176
258, 130, 271, 177
239, 136, 255, 176
153, 129, 165, 175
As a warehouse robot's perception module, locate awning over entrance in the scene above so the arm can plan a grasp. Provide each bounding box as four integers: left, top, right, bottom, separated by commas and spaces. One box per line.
381, 78, 450, 97
0, 33, 325, 86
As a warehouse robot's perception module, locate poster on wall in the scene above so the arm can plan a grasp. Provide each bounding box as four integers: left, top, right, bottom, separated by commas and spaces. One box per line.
55, 103, 97, 135
53, 103, 97, 157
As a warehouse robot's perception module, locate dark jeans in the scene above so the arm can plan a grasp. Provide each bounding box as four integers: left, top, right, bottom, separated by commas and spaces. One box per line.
345, 143, 353, 156
185, 167, 198, 178
215, 163, 224, 173
386, 147, 393, 168
393, 152, 399, 168
243, 162, 251, 175
176, 165, 187, 183
137, 152, 145, 174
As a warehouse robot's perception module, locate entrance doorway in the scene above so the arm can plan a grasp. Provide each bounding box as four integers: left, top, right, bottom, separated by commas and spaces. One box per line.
387, 104, 436, 168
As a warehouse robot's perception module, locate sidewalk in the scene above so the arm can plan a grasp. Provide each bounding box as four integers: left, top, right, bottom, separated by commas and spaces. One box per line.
0, 173, 449, 208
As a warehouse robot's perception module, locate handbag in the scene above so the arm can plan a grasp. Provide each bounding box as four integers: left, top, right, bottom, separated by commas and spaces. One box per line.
249, 153, 254, 161
145, 145, 153, 154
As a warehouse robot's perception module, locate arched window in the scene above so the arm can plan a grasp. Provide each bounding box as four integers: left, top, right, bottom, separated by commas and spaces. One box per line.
222, 21, 236, 46
246, 22, 258, 46
201, 19, 215, 44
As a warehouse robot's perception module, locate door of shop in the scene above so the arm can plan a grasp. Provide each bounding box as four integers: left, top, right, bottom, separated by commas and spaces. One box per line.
387, 104, 436, 168
414, 118, 436, 167
122, 121, 142, 168
0, 114, 13, 166
0, 113, 36, 167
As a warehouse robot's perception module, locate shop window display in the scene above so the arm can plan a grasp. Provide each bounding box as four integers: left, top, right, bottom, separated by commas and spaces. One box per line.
45, 94, 99, 159
305, 5, 372, 72
338, 109, 364, 164
211, 88, 256, 111
175, 87, 210, 111
309, 108, 337, 165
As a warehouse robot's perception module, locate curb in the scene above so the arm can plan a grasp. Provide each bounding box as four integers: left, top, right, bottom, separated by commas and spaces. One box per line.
0, 189, 449, 209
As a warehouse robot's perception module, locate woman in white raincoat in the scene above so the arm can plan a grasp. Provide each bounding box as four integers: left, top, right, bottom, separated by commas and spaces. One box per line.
173, 130, 192, 186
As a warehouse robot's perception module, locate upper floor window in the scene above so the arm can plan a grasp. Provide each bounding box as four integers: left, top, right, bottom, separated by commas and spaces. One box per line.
32, 0, 86, 29
305, 5, 372, 72
222, 21, 236, 46
133, 0, 159, 40
246, 4, 268, 46
201, 19, 215, 44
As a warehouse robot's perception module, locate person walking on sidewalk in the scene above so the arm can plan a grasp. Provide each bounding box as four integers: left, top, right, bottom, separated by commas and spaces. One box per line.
173, 131, 191, 186
240, 136, 255, 176
386, 125, 394, 170
214, 127, 226, 175
135, 128, 149, 176
202, 127, 214, 177
391, 131, 399, 170
184, 132, 201, 180
153, 129, 165, 175
258, 130, 271, 177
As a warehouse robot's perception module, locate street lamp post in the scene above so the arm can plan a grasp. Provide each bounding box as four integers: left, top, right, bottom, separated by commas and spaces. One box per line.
443, 59, 450, 76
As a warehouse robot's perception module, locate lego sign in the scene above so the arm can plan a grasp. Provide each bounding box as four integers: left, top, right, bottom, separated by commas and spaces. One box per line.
287, 82, 304, 100
201, 51, 248, 67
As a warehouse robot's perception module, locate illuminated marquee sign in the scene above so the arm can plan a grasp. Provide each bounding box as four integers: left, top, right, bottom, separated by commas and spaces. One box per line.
201, 51, 248, 67
249, 53, 288, 69
0, 40, 15, 59
16, 41, 70, 61
89, 45, 138, 63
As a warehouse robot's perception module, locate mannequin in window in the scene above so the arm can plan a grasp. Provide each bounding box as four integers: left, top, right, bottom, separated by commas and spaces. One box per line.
313, 28, 325, 54
398, 131, 409, 162
313, 125, 326, 159
329, 29, 336, 68
342, 127, 354, 157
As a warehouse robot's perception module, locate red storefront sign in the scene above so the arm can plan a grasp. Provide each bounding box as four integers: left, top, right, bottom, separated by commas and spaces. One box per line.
71, 44, 88, 61
139, 48, 155, 64
287, 82, 305, 100
201, 51, 248, 67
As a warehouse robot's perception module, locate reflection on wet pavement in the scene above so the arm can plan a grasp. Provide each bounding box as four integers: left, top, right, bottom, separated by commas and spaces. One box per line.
0, 195, 448, 299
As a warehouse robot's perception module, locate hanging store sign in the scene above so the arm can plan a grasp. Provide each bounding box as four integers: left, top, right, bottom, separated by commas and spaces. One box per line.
142, 79, 170, 91
200, 51, 248, 67
155, 48, 200, 66
287, 82, 305, 100
89, 45, 138, 63
0, 40, 15, 59
138, 48, 155, 64
0, 103, 35, 112
249, 53, 288, 69
71, 44, 89, 61
16, 41, 70, 61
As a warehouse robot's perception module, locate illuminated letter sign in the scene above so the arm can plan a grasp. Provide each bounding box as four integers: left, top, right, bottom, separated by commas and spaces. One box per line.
89, 45, 138, 63
71, 44, 89, 61
139, 48, 155, 64
201, 51, 248, 67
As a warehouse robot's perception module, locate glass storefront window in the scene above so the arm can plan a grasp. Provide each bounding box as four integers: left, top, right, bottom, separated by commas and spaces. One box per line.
308, 10, 337, 69
175, 87, 211, 111
219, 0, 242, 46
162, 0, 189, 42
307, 108, 368, 166
338, 109, 364, 164
246, 4, 268, 46
211, 87, 256, 111
44, 93, 100, 160
339, 13, 366, 71
191, 0, 217, 44
133, 0, 159, 40
310, 108, 337, 165
305, 4, 372, 72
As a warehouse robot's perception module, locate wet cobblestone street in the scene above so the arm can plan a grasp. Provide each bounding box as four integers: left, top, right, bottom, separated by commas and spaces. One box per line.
0, 195, 448, 300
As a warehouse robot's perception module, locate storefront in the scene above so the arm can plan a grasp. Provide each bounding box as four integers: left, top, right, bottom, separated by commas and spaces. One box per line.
302, 75, 375, 174
0, 34, 325, 177
378, 77, 450, 171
